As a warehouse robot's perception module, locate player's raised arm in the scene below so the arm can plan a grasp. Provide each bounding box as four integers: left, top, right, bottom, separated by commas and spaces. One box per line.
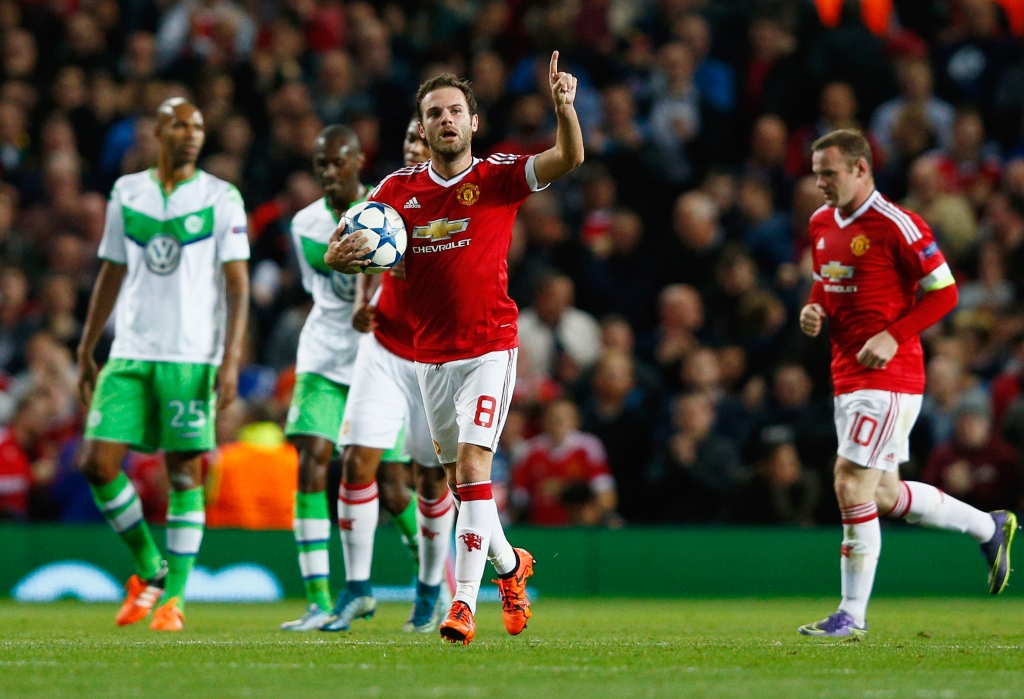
533, 51, 585, 188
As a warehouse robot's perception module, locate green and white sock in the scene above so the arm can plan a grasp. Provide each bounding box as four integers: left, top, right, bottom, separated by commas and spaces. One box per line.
90, 472, 163, 580
165, 487, 205, 609
293, 491, 332, 610
391, 493, 420, 567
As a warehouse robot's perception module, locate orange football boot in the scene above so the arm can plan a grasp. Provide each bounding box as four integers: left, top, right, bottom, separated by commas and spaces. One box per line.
439, 601, 476, 645
493, 547, 534, 635
115, 575, 164, 627
149, 597, 185, 631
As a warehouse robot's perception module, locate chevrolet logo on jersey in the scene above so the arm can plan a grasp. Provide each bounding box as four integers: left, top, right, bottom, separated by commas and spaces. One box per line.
412, 218, 470, 241
820, 261, 854, 282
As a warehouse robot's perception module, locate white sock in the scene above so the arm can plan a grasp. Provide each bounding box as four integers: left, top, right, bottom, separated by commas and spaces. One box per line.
293, 516, 330, 582
888, 481, 996, 543
417, 490, 455, 587
838, 502, 881, 627
452, 482, 494, 613
488, 504, 517, 576
338, 480, 379, 582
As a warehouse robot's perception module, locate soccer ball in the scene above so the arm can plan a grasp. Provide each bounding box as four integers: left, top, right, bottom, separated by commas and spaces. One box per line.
343, 201, 407, 274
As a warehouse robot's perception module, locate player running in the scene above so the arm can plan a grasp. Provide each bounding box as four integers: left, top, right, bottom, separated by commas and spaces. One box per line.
326, 52, 584, 645
797, 129, 1018, 639
77, 98, 250, 631
279, 125, 422, 631
320, 117, 454, 634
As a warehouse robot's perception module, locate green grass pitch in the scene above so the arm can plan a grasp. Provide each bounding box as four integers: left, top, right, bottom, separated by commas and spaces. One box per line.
2, 598, 1023, 698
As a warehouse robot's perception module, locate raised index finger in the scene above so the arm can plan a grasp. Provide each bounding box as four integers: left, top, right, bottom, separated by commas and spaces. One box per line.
550, 51, 559, 79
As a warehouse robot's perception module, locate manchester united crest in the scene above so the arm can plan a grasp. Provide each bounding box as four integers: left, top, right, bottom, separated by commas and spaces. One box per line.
460, 532, 484, 552
850, 234, 871, 256
456, 182, 480, 206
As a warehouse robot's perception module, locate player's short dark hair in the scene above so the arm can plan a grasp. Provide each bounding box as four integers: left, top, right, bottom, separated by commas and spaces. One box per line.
317, 124, 360, 151
415, 73, 478, 121
811, 129, 873, 171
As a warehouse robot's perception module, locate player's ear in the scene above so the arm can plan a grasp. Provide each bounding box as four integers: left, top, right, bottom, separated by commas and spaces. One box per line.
355, 153, 366, 172
418, 121, 426, 139
471, 113, 479, 133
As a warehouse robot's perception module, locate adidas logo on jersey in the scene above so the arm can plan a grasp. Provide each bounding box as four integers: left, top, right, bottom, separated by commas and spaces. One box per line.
404, 197, 422, 209
817, 238, 825, 250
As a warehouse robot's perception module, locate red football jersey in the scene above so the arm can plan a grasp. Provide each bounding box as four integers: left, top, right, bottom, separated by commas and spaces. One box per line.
373, 273, 415, 361
369, 154, 544, 363
0, 428, 32, 517
511, 431, 615, 526
809, 190, 949, 395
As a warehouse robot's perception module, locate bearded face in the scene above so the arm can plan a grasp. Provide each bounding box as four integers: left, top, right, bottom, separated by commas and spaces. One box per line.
418, 86, 478, 162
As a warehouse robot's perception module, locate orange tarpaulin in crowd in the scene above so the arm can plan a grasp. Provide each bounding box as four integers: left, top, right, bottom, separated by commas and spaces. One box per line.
816, 0, 1024, 37
814, 0, 891, 36
205, 423, 299, 530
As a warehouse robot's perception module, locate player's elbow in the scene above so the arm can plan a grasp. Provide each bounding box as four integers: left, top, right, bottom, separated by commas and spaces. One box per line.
564, 144, 584, 170
569, 147, 585, 169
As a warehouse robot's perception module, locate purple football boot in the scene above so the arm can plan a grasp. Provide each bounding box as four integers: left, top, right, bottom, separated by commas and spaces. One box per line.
981, 510, 1018, 595
798, 611, 867, 639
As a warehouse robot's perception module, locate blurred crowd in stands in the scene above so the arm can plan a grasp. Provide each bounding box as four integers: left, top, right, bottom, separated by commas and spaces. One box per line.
3, 0, 1024, 528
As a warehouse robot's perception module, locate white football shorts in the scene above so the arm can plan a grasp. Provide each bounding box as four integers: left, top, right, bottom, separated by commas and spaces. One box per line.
338, 333, 438, 467
415, 348, 517, 465
834, 389, 923, 472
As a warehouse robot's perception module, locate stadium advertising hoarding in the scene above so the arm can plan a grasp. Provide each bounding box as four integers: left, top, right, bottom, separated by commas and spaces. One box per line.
2, 525, 1003, 601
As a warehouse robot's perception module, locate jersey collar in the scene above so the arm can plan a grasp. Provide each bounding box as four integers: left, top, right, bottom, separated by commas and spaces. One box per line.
834, 190, 879, 229
427, 158, 481, 188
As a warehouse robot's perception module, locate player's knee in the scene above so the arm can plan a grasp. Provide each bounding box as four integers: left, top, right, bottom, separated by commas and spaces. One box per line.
415, 466, 448, 500
377, 481, 410, 515
77, 454, 105, 483
341, 446, 377, 484
832, 467, 863, 507
77, 446, 117, 485
874, 480, 900, 516
296, 451, 328, 492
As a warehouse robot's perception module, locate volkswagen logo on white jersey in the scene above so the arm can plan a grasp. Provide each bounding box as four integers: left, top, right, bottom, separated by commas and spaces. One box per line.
330, 270, 356, 301
144, 235, 182, 275
184, 214, 205, 234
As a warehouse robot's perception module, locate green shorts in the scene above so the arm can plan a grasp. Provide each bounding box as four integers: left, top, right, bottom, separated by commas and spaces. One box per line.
85, 359, 217, 453
287, 372, 408, 462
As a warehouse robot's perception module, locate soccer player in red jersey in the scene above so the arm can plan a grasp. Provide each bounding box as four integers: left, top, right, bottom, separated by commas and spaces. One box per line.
796, 130, 1018, 639
322, 117, 456, 634
327, 52, 584, 644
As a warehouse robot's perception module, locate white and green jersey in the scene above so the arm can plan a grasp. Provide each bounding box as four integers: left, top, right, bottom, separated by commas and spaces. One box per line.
290, 194, 369, 386
98, 169, 250, 366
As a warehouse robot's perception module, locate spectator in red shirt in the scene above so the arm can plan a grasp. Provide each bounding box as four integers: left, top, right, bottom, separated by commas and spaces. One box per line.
921, 395, 1024, 512
934, 107, 1002, 211
0, 392, 54, 520
510, 399, 618, 526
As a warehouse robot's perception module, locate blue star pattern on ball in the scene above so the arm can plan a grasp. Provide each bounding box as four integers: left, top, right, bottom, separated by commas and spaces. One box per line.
344, 201, 408, 274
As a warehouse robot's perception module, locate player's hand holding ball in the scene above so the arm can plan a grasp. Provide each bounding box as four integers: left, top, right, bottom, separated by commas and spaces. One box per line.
325, 220, 372, 274
326, 202, 407, 275
856, 330, 899, 369
799, 303, 825, 337
549, 51, 577, 109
